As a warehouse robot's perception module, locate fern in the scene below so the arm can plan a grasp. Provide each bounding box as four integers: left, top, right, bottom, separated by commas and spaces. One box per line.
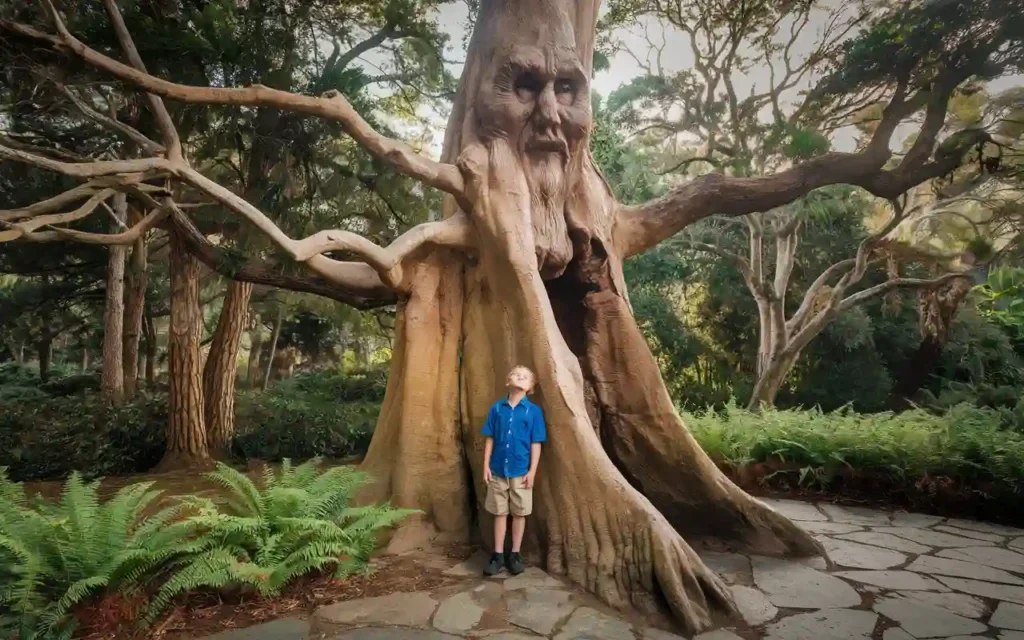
0, 470, 192, 638
145, 459, 417, 623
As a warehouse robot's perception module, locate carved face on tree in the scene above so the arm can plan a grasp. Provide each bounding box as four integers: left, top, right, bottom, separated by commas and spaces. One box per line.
474, 40, 592, 277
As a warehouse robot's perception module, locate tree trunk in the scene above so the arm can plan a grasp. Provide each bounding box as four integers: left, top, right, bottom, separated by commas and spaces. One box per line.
247, 320, 263, 388
143, 309, 157, 386
81, 344, 90, 373
123, 207, 149, 400
261, 308, 283, 390
888, 276, 972, 408
358, 1, 817, 633
101, 193, 128, 405
203, 279, 253, 455
38, 336, 52, 382
160, 230, 211, 470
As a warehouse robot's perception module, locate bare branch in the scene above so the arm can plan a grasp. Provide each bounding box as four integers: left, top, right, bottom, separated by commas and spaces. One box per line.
59, 84, 164, 155
838, 274, 968, 311
27, 207, 168, 244
0, 189, 116, 241
1, 182, 100, 222
0, 143, 169, 177
96, 0, 182, 159
786, 258, 857, 333
1, 15, 468, 206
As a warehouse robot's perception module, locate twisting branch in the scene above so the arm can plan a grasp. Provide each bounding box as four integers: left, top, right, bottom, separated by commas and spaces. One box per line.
0, 189, 116, 241
1, 12, 469, 208
838, 274, 968, 311
59, 84, 164, 155
25, 207, 168, 244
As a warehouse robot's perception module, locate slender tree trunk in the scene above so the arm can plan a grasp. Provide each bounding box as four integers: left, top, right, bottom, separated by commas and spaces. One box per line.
37, 336, 52, 382
101, 195, 128, 404
203, 280, 253, 455
123, 208, 149, 400
81, 344, 90, 373
14, 342, 24, 365
247, 320, 263, 388
159, 231, 211, 470
261, 308, 283, 390
144, 310, 157, 386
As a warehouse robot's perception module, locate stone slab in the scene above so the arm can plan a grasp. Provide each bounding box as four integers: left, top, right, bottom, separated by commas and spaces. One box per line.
993, 602, 1024, 631
937, 547, 1024, 575
882, 629, 914, 640
892, 591, 987, 618
752, 556, 861, 609
202, 617, 309, 640
763, 608, 877, 640
1003, 633, 1024, 640
759, 498, 827, 521
693, 632, 745, 640
799, 522, 865, 535
819, 504, 892, 526
818, 537, 906, 570
503, 568, 564, 591
445, 550, 490, 577
479, 635, 539, 640
890, 512, 945, 528
506, 589, 576, 636
836, 531, 931, 554
552, 607, 634, 640
1012, 537, 1024, 552
699, 551, 751, 585
835, 570, 946, 591
944, 518, 1024, 537
934, 525, 1006, 543
317, 592, 438, 627
874, 527, 996, 548
907, 554, 1024, 585
330, 630, 461, 640
641, 629, 686, 640
433, 592, 485, 635
874, 595, 986, 638
730, 584, 778, 626
936, 576, 1024, 604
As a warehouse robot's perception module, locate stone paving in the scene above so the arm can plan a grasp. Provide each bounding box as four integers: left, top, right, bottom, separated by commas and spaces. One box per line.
199, 499, 1024, 640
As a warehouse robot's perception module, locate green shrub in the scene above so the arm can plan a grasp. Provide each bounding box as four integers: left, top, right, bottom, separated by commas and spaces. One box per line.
0, 393, 168, 482
687, 401, 1024, 492
143, 459, 415, 624
0, 470, 186, 639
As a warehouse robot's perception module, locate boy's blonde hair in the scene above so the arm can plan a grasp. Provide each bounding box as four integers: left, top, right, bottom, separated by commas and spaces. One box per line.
507, 365, 537, 392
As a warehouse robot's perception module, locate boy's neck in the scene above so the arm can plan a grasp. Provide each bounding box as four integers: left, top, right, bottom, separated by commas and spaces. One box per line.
508, 389, 527, 405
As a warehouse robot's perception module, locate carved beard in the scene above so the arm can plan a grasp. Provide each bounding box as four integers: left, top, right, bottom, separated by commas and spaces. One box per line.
523, 149, 574, 278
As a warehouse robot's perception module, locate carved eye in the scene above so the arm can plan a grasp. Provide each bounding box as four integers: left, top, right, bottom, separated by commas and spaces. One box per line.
514, 72, 543, 101
555, 79, 575, 105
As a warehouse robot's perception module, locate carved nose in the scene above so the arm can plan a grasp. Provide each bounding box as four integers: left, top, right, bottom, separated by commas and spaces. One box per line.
535, 85, 561, 129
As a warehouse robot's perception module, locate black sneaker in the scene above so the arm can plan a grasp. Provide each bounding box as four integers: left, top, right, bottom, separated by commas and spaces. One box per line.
507, 552, 525, 575
484, 553, 504, 576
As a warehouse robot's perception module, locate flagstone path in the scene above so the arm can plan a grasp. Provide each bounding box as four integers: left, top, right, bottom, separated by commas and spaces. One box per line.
199, 498, 1024, 639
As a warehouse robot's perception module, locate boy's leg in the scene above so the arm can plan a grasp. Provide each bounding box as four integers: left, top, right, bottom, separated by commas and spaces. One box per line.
510, 515, 526, 552
483, 475, 510, 576
494, 512, 508, 553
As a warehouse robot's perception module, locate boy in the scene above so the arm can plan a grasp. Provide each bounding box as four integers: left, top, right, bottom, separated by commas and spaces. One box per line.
481, 365, 547, 576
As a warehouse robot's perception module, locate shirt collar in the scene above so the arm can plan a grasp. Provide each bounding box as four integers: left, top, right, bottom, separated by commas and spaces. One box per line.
501, 394, 533, 408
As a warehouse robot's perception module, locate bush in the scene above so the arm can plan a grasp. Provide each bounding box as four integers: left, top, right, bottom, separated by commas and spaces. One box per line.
0, 393, 168, 482
143, 459, 415, 624
687, 401, 1024, 495
0, 470, 185, 639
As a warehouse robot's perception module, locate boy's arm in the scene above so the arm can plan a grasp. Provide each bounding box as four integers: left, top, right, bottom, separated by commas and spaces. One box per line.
482, 407, 496, 482
525, 408, 547, 488
483, 437, 494, 482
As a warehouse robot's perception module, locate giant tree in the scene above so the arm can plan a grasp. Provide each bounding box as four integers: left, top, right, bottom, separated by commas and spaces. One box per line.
3, 0, 1023, 631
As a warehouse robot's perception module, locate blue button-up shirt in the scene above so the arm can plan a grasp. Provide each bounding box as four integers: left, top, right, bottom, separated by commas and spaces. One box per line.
482, 395, 547, 479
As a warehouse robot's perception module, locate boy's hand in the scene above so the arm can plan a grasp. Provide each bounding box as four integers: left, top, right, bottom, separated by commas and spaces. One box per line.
523, 471, 536, 489
483, 467, 492, 483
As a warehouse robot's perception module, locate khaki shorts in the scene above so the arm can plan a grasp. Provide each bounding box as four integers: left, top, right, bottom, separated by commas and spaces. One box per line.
485, 475, 533, 516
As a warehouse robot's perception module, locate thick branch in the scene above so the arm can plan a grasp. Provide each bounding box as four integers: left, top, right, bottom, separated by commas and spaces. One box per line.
786, 258, 856, 333
838, 274, 967, 311
0, 189, 116, 242
28, 207, 168, 244
167, 204, 396, 309
0, 182, 100, 222
2, 16, 468, 205
0, 143, 169, 177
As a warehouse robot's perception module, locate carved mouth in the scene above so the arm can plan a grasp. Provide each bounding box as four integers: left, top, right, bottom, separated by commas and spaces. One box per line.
526, 138, 567, 154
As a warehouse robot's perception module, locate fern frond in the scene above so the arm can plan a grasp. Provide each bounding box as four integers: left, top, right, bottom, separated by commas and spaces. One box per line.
205, 463, 263, 517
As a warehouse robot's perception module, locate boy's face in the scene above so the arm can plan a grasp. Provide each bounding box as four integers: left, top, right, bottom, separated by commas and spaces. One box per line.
507, 367, 534, 392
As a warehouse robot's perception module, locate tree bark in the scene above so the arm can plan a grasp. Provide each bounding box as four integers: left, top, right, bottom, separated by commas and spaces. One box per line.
13, 342, 24, 365
37, 336, 52, 382
123, 206, 148, 400
81, 343, 90, 373
143, 308, 156, 386
261, 308, 283, 390
160, 230, 211, 470
203, 279, 253, 455
101, 192, 127, 404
